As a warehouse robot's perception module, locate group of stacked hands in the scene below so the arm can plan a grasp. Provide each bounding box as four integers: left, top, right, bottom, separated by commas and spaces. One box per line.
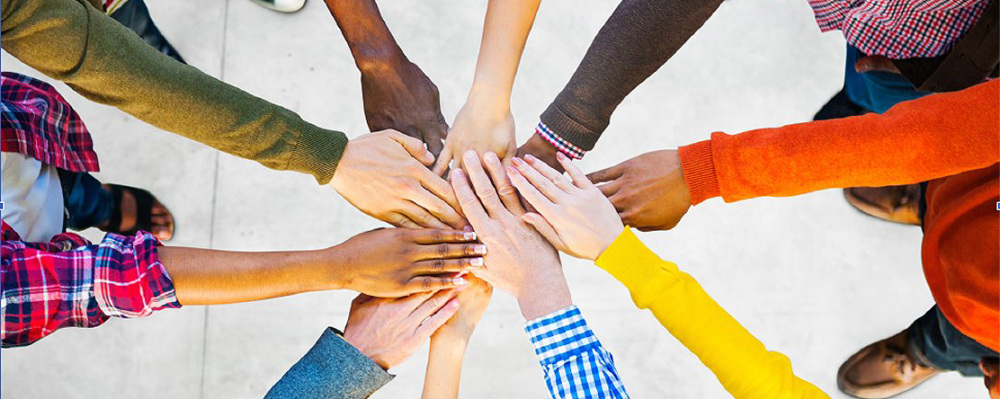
1, 0, 998, 398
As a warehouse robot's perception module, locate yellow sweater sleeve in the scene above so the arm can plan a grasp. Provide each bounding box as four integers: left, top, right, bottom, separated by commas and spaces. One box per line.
595, 228, 829, 399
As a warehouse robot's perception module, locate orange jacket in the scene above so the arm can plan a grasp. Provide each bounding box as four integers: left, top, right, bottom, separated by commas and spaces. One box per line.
679, 80, 999, 350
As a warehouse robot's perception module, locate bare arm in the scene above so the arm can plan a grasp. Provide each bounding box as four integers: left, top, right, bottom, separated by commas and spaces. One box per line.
433, 0, 543, 173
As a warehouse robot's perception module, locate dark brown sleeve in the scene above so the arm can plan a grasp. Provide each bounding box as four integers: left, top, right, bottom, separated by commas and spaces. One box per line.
539, 0, 723, 151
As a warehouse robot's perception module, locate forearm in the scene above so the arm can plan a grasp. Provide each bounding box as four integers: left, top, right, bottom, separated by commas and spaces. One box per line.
421, 335, 469, 399
540, 0, 722, 151
3, 0, 346, 184
324, 0, 405, 70
469, 0, 542, 101
679, 80, 1000, 204
596, 228, 827, 398
158, 246, 342, 305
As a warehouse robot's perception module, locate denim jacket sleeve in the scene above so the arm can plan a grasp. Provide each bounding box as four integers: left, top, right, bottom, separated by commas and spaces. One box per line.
265, 328, 394, 399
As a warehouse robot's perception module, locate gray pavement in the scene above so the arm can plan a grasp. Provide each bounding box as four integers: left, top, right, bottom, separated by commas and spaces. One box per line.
0, 0, 983, 397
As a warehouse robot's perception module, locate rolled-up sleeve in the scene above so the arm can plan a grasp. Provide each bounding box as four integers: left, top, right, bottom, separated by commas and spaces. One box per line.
1, 229, 179, 347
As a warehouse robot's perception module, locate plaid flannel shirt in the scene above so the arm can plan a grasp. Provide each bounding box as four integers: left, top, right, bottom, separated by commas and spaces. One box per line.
1, 72, 100, 173
2, 72, 179, 347
537, 0, 989, 159
1, 221, 180, 347
525, 306, 630, 399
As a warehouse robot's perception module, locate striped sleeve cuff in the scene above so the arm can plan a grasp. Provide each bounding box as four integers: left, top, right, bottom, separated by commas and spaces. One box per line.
535, 122, 586, 160
524, 305, 599, 365
93, 231, 181, 318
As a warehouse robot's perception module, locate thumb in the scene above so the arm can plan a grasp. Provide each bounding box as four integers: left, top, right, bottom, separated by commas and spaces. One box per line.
432, 147, 454, 176
855, 55, 900, 74
386, 130, 434, 166
587, 164, 623, 184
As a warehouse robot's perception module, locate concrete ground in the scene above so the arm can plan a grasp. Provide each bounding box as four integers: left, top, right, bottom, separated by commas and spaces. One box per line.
0, 0, 985, 398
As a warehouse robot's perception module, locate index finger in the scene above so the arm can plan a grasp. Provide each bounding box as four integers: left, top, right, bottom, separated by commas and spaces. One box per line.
408, 229, 478, 244
449, 169, 489, 227
556, 153, 596, 189
416, 168, 466, 227
462, 151, 506, 217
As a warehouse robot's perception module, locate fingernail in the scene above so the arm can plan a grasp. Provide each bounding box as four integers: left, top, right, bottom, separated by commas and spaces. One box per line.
425, 150, 434, 159
486, 152, 500, 163
452, 276, 467, 286
506, 166, 518, 175
463, 150, 478, 160
470, 257, 484, 267
473, 245, 487, 255
556, 152, 567, 161
525, 154, 537, 163
463, 231, 477, 240
512, 157, 525, 167
463, 225, 474, 232
453, 169, 465, 178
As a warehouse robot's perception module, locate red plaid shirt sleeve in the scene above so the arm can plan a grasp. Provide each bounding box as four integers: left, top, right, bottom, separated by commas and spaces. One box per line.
1, 222, 180, 347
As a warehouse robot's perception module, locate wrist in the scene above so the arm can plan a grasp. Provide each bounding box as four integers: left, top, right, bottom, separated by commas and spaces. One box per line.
516, 271, 573, 320
343, 330, 391, 370
354, 47, 407, 74
467, 83, 512, 109
315, 246, 349, 291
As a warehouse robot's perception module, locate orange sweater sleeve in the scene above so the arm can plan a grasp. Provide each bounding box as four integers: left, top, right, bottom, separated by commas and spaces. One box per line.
679, 80, 1000, 204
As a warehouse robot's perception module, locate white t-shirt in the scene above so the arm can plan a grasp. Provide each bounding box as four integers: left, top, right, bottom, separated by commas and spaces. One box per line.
1, 151, 64, 241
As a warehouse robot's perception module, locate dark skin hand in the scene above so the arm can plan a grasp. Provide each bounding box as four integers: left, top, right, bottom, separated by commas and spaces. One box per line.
325, 0, 449, 156
586, 149, 692, 231
516, 133, 563, 173
159, 228, 485, 305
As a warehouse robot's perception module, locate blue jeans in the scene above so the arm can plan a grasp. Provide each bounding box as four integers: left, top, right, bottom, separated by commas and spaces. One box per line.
909, 306, 998, 376
844, 44, 930, 114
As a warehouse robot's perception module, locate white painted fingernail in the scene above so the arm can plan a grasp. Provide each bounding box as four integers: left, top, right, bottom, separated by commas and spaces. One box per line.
464, 231, 477, 240
470, 258, 484, 267
473, 245, 487, 255
453, 277, 467, 286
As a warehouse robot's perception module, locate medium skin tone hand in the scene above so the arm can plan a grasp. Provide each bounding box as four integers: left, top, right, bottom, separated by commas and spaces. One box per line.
158, 228, 482, 304
450, 151, 571, 320
516, 133, 564, 173
343, 290, 461, 370
432, 0, 542, 174
330, 130, 466, 229
586, 149, 692, 231
507, 153, 624, 260
421, 275, 493, 399
325, 0, 449, 155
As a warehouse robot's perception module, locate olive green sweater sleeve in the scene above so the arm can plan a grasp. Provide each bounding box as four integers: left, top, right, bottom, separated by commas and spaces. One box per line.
2, 0, 346, 184
595, 228, 829, 399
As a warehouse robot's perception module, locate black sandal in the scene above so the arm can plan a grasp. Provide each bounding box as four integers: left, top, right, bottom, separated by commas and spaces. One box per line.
105, 184, 170, 237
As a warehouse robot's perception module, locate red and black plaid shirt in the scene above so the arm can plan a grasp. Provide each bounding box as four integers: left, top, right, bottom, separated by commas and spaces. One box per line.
1, 72, 100, 173
1, 72, 180, 347
808, 0, 990, 58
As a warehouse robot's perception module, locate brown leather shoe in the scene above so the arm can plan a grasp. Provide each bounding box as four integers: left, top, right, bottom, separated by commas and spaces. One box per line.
844, 184, 922, 225
838, 330, 941, 398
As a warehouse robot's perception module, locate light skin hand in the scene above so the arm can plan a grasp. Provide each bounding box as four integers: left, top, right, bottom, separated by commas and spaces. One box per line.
507, 153, 624, 261
421, 276, 492, 399
343, 291, 461, 370
586, 149, 692, 231
431, 0, 542, 175
330, 130, 467, 229
449, 151, 571, 320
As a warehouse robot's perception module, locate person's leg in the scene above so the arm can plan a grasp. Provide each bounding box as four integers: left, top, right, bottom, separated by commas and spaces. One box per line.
57, 170, 175, 240
57, 169, 114, 231
108, 0, 186, 64
909, 306, 999, 377
838, 306, 999, 398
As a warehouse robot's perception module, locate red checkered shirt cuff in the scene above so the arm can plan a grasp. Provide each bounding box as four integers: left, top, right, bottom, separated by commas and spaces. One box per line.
535, 122, 586, 160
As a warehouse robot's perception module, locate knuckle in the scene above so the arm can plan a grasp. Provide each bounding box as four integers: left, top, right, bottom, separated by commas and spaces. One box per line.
437, 244, 451, 257
432, 259, 446, 272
